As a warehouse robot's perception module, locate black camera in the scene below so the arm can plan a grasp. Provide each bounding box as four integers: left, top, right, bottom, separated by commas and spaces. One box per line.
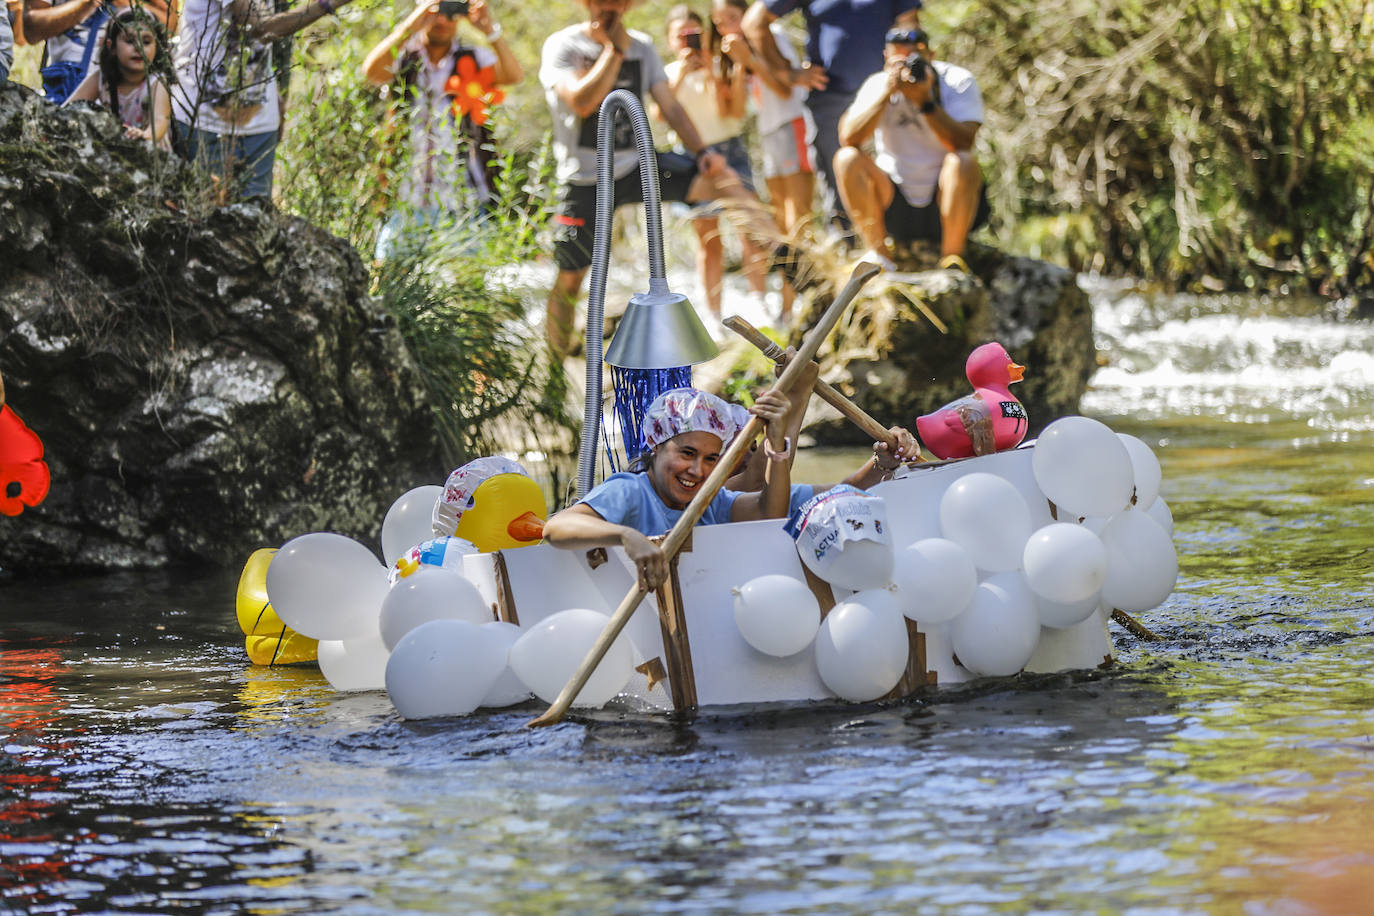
903, 52, 927, 82
438, 0, 469, 16
685, 32, 702, 50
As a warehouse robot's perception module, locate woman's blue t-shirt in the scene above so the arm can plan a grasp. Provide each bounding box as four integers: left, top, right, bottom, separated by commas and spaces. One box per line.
579, 473, 817, 537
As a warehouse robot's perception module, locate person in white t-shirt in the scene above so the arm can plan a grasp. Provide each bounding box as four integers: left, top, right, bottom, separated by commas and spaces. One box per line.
833, 28, 989, 272
362, 0, 522, 259
170, 0, 356, 202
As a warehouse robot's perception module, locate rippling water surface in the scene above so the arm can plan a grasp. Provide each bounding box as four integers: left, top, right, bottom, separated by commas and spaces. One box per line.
3, 281, 1372, 914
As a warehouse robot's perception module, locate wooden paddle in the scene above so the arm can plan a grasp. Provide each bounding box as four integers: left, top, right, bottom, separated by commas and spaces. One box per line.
722, 315, 901, 453
526, 260, 882, 728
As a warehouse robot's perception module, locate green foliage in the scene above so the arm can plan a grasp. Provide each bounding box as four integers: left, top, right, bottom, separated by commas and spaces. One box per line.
949, 0, 1374, 293
370, 189, 577, 476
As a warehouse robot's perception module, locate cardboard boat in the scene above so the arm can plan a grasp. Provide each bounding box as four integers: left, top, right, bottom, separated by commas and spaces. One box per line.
452, 444, 1116, 713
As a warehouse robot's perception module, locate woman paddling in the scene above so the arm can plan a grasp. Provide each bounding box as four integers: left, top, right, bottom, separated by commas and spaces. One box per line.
543, 385, 796, 591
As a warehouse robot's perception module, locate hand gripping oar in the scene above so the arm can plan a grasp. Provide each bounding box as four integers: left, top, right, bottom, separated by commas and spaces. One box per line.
526, 261, 882, 728
722, 315, 902, 452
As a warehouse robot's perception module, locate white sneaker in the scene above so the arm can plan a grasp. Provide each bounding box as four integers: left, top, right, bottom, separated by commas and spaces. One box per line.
858, 249, 898, 273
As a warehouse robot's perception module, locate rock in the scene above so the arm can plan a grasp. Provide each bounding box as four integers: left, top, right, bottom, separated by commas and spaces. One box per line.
791, 241, 1096, 444
0, 84, 445, 572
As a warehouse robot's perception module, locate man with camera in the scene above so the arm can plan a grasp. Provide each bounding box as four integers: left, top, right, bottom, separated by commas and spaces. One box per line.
363, 0, 521, 258
833, 28, 988, 272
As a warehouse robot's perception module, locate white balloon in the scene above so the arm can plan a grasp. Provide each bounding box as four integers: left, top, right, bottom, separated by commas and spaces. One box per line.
509, 609, 635, 708
890, 538, 977, 624
1100, 508, 1178, 612
732, 575, 822, 657
814, 589, 910, 702
378, 565, 491, 650
1116, 434, 1162, 510
317, 631, 390, 691
1022, 523, 1108, 604
938, 472, 1033, 572
1032, 416, 1135, 518
385, 619, 507, 719
803, 539, 895, 591
381, 485, 446, 565
266, 532, 388, 641
950, 580, 1041, 676
1034, 590, 1101, 628
480, 621, 531, 708
1145, 497, 1174, 536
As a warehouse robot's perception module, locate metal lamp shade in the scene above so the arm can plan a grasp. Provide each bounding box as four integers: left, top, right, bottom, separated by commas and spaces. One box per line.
604, 289, 718, 369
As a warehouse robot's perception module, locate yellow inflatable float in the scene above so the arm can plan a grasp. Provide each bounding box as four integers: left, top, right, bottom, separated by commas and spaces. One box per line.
236, 548, 319, 665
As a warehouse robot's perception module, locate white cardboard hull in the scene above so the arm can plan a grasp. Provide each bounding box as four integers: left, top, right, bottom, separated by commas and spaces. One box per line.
461, 445, 1114, 711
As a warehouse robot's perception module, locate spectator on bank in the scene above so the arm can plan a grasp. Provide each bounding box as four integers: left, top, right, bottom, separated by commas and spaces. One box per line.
540, 0, 783, 356
833, 28, 988, 272
170, 0, 357, 202
362, 0, 521, 259
742, 0, 919, 241
63, 9, 172, 149
658, 3, 769, 324
714, 0, 816, 319
23, 0, 176, 103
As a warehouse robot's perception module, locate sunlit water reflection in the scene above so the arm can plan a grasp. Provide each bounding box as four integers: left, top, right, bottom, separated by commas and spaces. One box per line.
2, 279, 1372, 914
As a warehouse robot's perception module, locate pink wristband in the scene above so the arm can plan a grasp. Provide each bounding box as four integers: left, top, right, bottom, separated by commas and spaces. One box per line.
763, 436, 793, 461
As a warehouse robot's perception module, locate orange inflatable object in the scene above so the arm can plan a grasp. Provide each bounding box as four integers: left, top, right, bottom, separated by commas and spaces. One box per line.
0, 404, 50, 516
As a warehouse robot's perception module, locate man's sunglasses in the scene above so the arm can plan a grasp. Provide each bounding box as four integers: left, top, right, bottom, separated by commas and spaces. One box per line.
884, 28, 929, 45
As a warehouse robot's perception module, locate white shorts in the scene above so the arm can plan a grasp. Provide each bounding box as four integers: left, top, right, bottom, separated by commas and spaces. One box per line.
759, 116, 814, 179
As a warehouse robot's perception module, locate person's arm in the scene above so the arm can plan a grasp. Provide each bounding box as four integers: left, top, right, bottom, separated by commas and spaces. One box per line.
22, 0, 100, 44
553, 19, 631, 117
141, 0, 178, 38
716, 36, 751, 120
8, 0, 28, 45
62, 70, 99, 104
150, 78, 172, 148
231, 0, 356, 43
468, 0, 520, 84
836, 426, 918, 489
741, 0, 790, 81
726, 356, 816, 491
543, 503, 670, 591
730, 386, 795, 522
897, 63, 978, 151
838, 67, 898, 148
361, 1, 432, 85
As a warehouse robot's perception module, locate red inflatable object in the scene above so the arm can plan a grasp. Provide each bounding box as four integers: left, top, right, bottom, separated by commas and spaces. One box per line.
915, 342, 1029, 460
0, 404, 50, 516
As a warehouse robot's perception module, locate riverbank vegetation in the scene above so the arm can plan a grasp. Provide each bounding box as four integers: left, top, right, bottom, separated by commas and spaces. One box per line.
257, 0, 1372, 298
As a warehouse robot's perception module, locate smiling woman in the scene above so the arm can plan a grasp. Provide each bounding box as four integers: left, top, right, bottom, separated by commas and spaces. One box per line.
542, 385, 795, 591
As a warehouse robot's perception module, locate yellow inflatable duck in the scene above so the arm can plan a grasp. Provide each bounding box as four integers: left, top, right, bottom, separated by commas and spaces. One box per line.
432, 457, 546, 552
235, 548, 319, 665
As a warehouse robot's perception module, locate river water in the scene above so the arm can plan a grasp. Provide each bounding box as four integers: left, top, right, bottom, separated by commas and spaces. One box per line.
3, 279, 1373, 914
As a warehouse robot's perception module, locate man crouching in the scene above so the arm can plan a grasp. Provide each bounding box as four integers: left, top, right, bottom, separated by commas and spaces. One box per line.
833, 28, 989, 272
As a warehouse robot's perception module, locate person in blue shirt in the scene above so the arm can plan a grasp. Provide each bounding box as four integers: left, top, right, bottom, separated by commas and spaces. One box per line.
544, 384, 798, 590
544, 377, 919, 591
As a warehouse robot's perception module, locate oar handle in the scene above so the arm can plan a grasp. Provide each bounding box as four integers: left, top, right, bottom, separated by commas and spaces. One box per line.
722, 315, 898, 450
527, 260, 882, 728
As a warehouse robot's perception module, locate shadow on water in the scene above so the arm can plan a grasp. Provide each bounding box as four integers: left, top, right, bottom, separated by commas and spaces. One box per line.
3, 281, 1374, 913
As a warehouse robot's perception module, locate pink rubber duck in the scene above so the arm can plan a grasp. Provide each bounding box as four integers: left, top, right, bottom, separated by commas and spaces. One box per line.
915, 342, 1028, 460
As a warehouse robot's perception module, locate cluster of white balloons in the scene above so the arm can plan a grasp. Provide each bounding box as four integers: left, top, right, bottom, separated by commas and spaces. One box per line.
263, 488, 644, 719
732, 416, 1177, 701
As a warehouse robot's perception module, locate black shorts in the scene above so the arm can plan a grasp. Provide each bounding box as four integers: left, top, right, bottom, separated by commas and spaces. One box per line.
552, 151, 699, 272
885, 180, 991, 245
